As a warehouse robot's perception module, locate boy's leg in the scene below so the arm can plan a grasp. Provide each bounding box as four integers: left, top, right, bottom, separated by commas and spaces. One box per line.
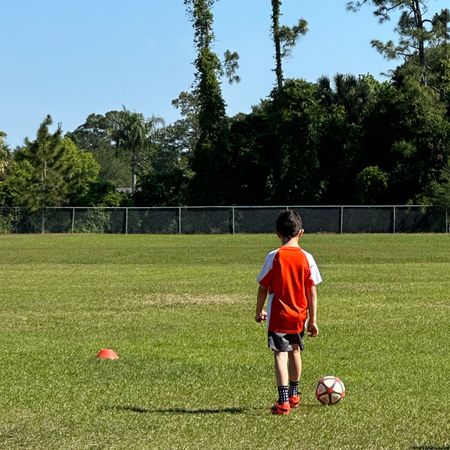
274, 351, 289, 386
272, 351, 290, 414
288, 344, 301, 382
288, 344, 302, 407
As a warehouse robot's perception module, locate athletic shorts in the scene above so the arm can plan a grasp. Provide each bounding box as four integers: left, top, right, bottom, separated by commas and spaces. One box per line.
268, 331, 305, 352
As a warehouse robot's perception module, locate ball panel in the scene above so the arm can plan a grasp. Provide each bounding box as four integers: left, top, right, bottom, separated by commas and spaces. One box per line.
321, 376, 336, 388
316, 383, 327, 395
317, 393, 330, 404
330, 392, 342, 404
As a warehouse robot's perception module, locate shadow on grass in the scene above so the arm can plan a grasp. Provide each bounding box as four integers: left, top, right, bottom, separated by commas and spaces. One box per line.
108, 403, 322, 415
109, 405, 249, 415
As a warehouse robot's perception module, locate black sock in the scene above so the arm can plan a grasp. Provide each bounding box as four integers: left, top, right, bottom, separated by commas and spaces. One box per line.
278, 385, 289, 404
289, 380, 299, 397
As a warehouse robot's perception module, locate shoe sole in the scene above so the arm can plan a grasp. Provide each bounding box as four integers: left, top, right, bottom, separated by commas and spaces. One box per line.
289, 396, 301, 409
271, 405, 291, 415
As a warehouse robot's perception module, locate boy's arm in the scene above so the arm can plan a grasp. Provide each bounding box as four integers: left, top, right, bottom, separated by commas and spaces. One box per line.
307, 285, 319, 337
255, 284, 268, 323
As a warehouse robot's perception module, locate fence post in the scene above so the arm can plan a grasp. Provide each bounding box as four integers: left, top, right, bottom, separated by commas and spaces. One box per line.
340, 206, 344, 234
178, 207, 182, 234
393, 206, 396, 234
125, 207, 129, 234
14, 207, 18, 234
232, 206, 235, 235
71, 208, 75, 233
41, 208, 45, 234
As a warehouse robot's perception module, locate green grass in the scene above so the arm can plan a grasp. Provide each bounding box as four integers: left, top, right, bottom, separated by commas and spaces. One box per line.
0, 233, 449, 449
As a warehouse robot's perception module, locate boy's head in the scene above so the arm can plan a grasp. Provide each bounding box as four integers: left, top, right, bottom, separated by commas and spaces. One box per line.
276, 210, 303, 239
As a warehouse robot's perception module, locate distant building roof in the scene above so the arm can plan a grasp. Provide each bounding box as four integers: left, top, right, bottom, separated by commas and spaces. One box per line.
116, 187, 132, 194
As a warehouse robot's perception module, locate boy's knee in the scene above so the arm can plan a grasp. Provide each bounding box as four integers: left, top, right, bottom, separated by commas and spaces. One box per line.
274, 350, 288, 360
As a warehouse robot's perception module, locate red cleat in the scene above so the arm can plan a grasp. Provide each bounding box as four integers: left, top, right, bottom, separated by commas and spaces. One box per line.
289, 394, 301, 409
270, 401, 291, 415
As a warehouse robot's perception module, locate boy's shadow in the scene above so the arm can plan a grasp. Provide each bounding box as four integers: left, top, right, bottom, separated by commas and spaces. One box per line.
109, 404, 321, 415
110, 405, 248, 415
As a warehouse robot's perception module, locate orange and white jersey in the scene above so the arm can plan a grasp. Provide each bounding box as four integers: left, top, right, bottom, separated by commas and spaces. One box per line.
257, 246, 322, 334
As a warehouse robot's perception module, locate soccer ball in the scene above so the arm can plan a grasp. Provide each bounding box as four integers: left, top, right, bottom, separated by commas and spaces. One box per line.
315, 376, 345, 405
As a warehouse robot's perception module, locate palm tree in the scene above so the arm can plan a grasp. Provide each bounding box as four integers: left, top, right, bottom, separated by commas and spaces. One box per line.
119, 109, 164, 193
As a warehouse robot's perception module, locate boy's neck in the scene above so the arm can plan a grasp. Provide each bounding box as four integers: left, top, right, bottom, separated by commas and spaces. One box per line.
280, 236, 300, 247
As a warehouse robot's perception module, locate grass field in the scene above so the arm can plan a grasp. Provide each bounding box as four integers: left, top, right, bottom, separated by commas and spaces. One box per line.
0, 233, 449, 450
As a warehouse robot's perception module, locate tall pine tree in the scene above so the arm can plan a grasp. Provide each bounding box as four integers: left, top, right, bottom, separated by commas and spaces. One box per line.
270, 0, 308, 89
347, 1, 450, 86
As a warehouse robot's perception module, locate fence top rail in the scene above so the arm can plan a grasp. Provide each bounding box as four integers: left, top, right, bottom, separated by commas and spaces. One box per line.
0, 205, 434, 210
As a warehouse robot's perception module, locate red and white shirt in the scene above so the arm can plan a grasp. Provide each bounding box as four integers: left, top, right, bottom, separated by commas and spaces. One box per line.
257, 246, 322, 334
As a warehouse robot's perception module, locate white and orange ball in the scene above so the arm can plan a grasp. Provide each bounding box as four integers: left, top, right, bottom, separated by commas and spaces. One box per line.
316, 376, 345, 405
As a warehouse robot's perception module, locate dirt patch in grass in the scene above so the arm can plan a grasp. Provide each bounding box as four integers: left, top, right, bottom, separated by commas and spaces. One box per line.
140, 293, 244, 306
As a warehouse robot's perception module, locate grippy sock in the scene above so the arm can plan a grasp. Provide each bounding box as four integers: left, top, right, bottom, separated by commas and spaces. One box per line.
289, 380, 299, 397
277, 385, 289, 404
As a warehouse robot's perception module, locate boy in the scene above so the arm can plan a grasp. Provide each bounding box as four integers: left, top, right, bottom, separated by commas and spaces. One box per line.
255, 210, 322, 415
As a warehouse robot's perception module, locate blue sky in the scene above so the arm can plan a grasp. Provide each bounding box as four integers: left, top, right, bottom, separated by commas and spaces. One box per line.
0, 0, 447, 148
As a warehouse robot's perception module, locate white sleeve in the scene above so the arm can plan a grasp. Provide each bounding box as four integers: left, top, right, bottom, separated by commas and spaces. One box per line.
256, 250, 277, 283
302, 250, 322, 285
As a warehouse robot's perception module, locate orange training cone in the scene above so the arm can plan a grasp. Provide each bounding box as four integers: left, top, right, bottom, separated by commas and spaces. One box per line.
96, 348, 119, 360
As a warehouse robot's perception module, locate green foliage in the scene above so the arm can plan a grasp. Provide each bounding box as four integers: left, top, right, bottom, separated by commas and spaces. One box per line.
1, 118, 102, 209
270, 0, 308, 88
171, 91, 200, 155
183, 0, 233, 204
226, 111, 274, 204
118, 108, 164, 193
271, 0, 308, 89
315, 74, 381, 203
134, 127, 192, 207
0, 131, 10, 164
0, 210, 14, 233
63, 139, 101, 204
73, 208, 111, 233
14, 115, 70, 210
68, 110, 163, 191
8, 117, 99, 210
101, 190, 131, 207
394, 82, 449, 200
419, 162, 450, 209
222, 50, 240, 84
279, 19, 308, 58
266, 79, 323, 203
0, 160, 34, 207
67, 113, 131, 187
356, 165, 389, 203
4, 4, 448, 208
348, 1, 450, 86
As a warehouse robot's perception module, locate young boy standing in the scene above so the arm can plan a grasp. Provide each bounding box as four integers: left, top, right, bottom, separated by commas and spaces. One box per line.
255, 210, 322, 415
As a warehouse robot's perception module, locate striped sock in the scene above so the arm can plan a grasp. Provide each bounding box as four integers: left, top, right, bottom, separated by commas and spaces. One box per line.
277, 385, 289, 404
289, 380, 299, 397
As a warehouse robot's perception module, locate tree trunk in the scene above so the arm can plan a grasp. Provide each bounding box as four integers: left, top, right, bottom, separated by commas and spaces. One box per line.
271, 0, 283, 90
412, 0, 427, 85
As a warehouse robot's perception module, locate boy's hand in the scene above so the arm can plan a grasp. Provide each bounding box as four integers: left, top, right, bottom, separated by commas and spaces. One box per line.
255, 310, 267, 323
307, 321, 319, 337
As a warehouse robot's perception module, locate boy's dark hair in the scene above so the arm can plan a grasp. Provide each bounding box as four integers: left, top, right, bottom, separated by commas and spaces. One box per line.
276, 210, 303, 239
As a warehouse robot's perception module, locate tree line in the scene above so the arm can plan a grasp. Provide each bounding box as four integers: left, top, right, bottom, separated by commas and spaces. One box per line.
1, 0, 449, 210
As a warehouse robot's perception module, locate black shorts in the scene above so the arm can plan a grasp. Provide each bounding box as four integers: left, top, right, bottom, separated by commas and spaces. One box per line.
268, 331, 305, 352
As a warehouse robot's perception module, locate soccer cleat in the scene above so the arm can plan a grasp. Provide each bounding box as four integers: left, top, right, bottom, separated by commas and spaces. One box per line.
270, 401, 291, 415
289, 394, 301, 409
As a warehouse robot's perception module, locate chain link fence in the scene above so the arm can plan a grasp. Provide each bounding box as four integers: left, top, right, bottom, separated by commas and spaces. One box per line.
0, 205, 448, 234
